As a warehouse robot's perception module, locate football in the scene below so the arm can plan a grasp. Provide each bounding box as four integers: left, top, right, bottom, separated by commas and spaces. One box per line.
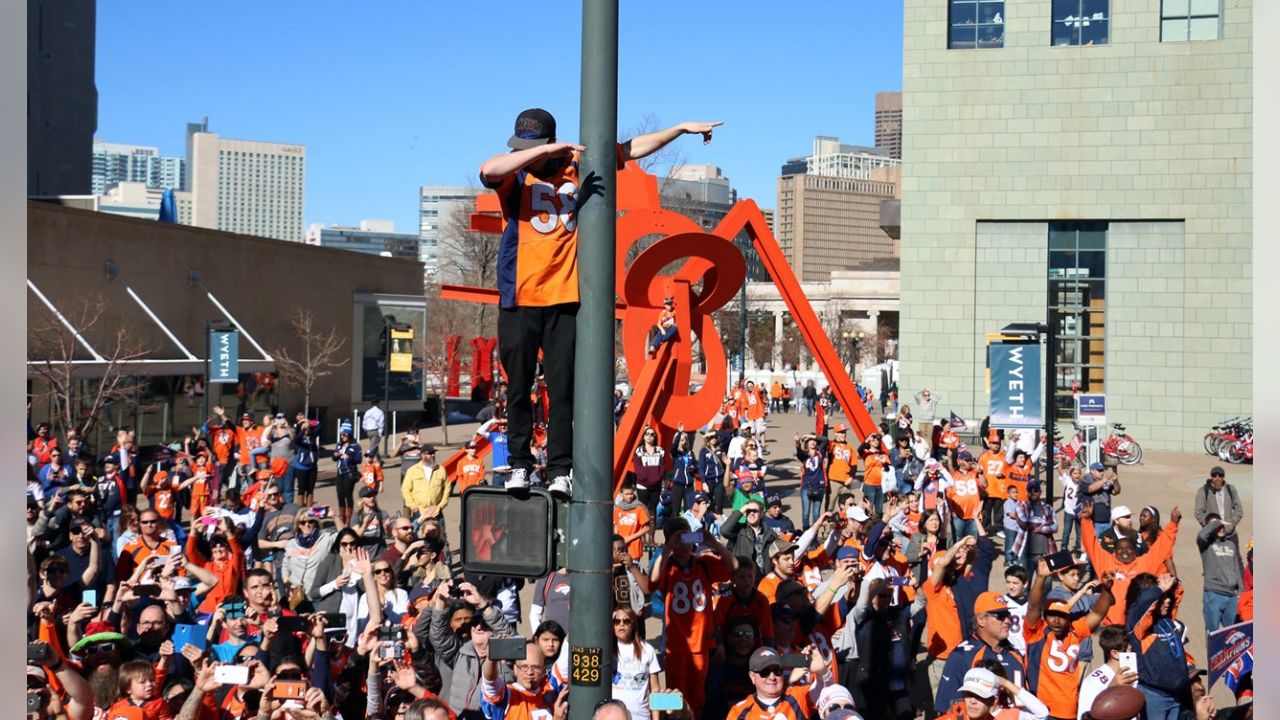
1088, 686, 1145, 720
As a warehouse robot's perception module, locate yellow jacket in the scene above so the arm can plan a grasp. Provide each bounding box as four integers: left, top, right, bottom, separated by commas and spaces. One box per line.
401, 460, 450, 513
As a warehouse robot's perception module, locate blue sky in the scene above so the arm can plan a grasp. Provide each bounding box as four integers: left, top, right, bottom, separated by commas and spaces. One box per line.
97, 1, 902, 234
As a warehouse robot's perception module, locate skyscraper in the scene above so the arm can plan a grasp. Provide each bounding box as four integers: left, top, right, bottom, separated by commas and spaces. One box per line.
775, 137, 901, 282
186, 119, 306, 242
28, 0, 97, 196
92, 141, 186, 195
875, 92, 903, 160
419, 185, 479, 277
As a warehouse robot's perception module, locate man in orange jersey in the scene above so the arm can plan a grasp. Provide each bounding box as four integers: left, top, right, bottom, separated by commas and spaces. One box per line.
1023, 557, 1115, 720
724, 646, 831, 720
977, 434, 1008, 537
946, 452, 984, 541
612, 480, 652, 561
824, 424, 855, 512
650, 517, 735, 716
454, 441, 487, 494
480, 636, 566, 720
480, 108, 721, 499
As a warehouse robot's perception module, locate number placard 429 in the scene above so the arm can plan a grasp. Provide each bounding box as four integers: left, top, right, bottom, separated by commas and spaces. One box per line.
570, 645, 604, 686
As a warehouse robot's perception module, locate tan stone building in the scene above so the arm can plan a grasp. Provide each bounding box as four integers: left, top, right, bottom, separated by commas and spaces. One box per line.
776, 138, 902, 282
899, 0, 1252, 451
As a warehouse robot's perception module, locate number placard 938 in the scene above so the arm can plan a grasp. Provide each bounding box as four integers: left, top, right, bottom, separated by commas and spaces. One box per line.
570, 645, 604, 686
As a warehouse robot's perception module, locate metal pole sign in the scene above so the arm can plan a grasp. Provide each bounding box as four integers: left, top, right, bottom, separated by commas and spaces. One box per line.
1075, 394, 1106, 427
208, 329, 239, 383
988, 343, 1042, 428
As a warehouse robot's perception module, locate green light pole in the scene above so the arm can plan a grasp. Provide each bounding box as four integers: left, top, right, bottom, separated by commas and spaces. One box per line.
569, 1, 618, 717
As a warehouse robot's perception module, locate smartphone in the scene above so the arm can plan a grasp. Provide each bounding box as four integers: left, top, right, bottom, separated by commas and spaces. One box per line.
1045, 549, 1076, 573
134, 583, 161, 598
322, 612, 348, 631
27, 642, 55, 666
277, 615, 309, 634
889, 575, 911, 587
681, 532, 702, 545
310, 505, 332, 519
649, 691, 684, 712
488, 637, 529, 661
173, 623, 208, 653
378, 625, 406, 642
82, 589, 98, 607
201, 515, 219, 526
378, 641, 405, 661
213, 665, 250, 685
780, 653, 810, 669
1118, 652, 1138, 674
272, 680, 308, 701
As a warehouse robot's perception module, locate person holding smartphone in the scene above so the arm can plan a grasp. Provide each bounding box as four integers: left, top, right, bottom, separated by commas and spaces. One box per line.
611, 606, 662, 720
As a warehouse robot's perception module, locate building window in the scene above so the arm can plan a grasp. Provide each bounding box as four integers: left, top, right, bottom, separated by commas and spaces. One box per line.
1052, 0, 1108, 45
1161, 0, 1221, 41
1048, 221, 1106, 421
949, 1, 1004, 49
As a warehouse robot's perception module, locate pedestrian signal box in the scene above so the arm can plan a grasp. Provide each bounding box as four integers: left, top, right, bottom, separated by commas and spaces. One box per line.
460, 486, 558, 578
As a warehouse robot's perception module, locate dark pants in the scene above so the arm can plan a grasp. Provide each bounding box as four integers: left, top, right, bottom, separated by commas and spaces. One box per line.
499, 304, 577, 477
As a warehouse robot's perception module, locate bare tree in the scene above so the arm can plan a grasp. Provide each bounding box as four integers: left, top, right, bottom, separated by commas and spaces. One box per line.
28, 295, 153, 438
437, 189, 502, 336
270, 308, 350, 419
419, 281, 480, 446
621, 112, 688, 181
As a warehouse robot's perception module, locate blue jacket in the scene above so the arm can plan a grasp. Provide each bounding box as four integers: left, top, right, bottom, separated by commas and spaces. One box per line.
332, 441, 361, 475
671, 450, 697, 486
934, 636, 1027, 714
1126, 585, 1189, 693
698, 448, 724, 487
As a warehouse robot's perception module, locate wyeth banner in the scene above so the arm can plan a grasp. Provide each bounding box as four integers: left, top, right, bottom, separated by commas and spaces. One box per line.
989, 343, 1042, 429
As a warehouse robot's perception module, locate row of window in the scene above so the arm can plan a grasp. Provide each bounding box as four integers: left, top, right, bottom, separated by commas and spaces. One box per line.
948, 0, 1222, 49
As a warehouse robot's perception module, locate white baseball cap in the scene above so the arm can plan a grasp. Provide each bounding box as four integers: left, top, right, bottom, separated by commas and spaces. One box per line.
959, 668, 1000, 700
1112, 505, 1132, 519
817, 685, 858, 717
845, 506, 870, 523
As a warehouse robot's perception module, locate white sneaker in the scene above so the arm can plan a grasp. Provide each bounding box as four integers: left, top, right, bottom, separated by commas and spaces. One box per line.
995, 530, 1006, 539
506, 468, 530, 491
549, 473, 573, 499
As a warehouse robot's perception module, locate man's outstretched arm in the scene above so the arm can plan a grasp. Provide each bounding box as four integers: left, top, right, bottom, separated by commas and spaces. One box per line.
622, 121, 722, 161
479, 143, 584, 186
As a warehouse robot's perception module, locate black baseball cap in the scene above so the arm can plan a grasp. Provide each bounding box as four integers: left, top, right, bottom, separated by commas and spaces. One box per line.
507, 108, 557, 150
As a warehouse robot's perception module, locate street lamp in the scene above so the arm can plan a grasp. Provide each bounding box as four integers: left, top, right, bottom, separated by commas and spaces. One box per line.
841, 329, 865, 374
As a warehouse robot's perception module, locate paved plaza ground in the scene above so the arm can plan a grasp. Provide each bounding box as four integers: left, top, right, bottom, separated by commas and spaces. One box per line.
303, 405, 1252, 706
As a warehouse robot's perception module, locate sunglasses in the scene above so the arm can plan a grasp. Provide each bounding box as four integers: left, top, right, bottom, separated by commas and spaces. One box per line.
373, 567, 393, 575
395, 526, 413, 532
612, 617, 634, 626
744, 509, 761, 514
755, 667, 785, 678
984, 611, 1012, 622
730, 629, 756, 639
297, 519, 316, 526
82, 643, 117, 656
339, 541, 358, 548
140, 519, 159, 525
828, 704, 857, 712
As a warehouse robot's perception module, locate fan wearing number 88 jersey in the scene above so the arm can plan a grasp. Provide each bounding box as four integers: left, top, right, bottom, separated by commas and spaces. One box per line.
652, 520, 736, 718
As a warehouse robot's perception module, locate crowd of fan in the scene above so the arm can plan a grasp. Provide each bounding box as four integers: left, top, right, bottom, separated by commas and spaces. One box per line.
24, 389, 1253, 720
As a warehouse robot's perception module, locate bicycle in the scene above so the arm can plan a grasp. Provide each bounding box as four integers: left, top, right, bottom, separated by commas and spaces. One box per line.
1100, 423, 1142, 465
1204, 416, 1250, 456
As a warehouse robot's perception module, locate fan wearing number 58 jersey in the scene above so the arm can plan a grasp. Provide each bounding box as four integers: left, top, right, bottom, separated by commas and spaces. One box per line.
479, 109, 722, 502
650, 518, 736, 718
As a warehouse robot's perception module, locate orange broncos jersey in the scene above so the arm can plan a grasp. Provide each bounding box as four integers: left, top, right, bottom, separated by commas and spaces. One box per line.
979, 450, 1009, 500
489, 147, 624, 309
658, 556, 731, 654
946, 469, 983, 520
455, 457, 486, 493
827, 442, 855, 482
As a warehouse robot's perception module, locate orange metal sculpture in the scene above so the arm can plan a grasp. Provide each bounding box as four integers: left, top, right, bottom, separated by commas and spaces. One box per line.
438, 162, 878, 489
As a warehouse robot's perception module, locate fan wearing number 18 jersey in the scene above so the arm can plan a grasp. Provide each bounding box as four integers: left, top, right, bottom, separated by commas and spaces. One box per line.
480, 109, 722, 501
650, 518, 735, 718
